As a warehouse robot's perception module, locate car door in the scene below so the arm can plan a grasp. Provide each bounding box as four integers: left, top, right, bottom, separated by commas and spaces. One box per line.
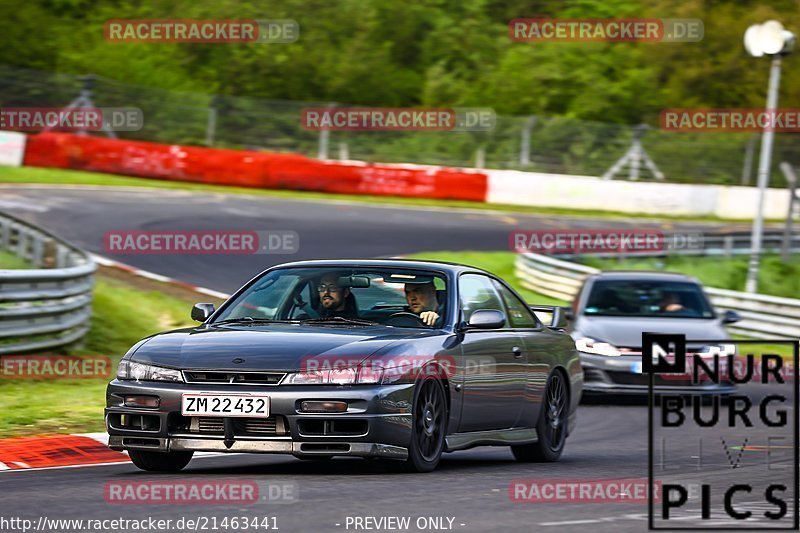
456, 273, 527, 432
492, 279, 552, 429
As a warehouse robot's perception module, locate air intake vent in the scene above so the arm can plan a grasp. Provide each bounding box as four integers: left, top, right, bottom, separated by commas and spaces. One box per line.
183, 371, 285, 385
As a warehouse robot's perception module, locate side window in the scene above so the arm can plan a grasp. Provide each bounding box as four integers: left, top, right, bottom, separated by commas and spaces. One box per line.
459, 274, 507, 326
492, 280, 539, 328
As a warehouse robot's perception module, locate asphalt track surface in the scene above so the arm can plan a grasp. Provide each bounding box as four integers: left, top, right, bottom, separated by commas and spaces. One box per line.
0, 185, 792, 532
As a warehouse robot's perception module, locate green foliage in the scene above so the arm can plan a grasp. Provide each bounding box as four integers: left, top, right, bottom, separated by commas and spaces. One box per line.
1, 0, 799, 182
1, 0, 797, 120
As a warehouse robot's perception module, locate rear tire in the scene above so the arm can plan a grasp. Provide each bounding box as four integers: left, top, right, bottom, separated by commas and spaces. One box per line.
404, 374, 447, 472
128, 450, 194, 472
512, 370, 568, 462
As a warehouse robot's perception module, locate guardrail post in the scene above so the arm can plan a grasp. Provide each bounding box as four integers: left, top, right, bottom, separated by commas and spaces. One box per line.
16, 225, 27, 260
0, 218, 9, 248
723, 235, 733, 258
32, 234, 44, 268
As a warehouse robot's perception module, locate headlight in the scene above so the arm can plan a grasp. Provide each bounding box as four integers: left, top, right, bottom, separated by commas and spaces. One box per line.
699, 344, 737, 356
117, 360, 184, 382
284, 364, 388, 385
575, 337, 621, 357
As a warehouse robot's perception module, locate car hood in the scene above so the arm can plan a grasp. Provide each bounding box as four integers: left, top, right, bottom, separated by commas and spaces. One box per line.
572, 316, 729, 348
128, 324, 432, 371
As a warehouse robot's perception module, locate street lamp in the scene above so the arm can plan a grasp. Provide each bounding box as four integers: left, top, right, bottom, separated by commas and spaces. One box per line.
743, 21, 795, 293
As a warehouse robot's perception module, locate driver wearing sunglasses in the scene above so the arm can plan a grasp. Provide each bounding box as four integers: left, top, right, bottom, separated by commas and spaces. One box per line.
316, 273, 359, 319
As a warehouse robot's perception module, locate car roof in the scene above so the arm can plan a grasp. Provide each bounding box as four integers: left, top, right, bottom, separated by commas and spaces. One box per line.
270, 258, 493, 276
589, 270, 700, 283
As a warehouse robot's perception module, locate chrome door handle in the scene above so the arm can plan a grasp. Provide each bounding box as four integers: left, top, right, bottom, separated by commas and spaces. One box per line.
512, 346, 523, 358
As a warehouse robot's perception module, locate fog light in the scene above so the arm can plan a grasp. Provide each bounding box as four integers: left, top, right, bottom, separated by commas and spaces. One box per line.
124, 395, 160, 408
300, 401, 348, 413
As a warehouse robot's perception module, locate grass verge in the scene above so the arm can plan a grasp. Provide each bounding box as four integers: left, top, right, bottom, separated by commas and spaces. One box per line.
0, 165, 768, 223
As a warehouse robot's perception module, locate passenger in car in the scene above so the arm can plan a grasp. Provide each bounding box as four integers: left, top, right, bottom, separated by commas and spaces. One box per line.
317, 273, 359, 319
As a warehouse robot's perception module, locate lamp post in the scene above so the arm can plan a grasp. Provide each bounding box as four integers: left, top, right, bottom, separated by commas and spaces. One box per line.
743, 21, 795, 293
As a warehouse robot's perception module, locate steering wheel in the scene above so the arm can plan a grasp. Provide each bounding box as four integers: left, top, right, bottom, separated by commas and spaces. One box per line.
385, 311, 426, 327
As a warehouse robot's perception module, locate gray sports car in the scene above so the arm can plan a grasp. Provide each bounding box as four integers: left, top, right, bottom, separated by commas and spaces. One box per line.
106, 259, 582, 472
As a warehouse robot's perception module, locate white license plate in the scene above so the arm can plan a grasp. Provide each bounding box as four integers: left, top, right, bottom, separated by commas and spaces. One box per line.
181, 393, 270, 417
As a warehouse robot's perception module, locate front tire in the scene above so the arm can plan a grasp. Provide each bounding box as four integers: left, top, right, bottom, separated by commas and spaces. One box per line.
404, 374, 447, 472
512, 370, 568, 462
128, 450, 194, 472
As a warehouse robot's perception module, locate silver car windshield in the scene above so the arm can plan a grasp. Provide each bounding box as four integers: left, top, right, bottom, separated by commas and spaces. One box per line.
583, 280, 715, 319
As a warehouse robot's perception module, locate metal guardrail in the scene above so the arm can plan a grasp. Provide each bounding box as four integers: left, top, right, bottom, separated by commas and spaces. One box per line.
515, 240, 800, 340
553, 231, 800, 260
0, 212, 95, 354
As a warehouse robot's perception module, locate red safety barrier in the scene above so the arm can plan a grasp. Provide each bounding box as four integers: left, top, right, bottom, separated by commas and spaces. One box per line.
23, 133, 487, 201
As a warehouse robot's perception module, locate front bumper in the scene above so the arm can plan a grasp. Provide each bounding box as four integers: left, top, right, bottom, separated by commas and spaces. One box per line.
105, 379, 415, 459
580, 353, 737, 395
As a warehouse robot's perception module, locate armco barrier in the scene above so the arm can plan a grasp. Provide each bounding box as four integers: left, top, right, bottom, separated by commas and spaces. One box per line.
22, 133, 488, 201
515, 252, 800, 340
0, 211, 95, 354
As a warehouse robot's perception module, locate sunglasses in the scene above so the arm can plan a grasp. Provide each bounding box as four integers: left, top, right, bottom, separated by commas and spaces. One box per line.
317, 284, 343, 293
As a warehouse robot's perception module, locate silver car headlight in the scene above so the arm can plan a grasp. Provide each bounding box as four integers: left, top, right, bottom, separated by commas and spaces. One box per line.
117, 360, 184, 382
575, 337, 621, 357
283, 366, 382, 385
698, 344, 737, 356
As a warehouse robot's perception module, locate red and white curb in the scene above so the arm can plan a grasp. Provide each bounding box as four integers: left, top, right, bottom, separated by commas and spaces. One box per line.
0, 432, 236, 473
90, 253, 230, 300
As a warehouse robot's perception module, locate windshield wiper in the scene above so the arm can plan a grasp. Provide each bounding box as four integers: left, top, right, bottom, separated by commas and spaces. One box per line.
211, 317, 298, 326
299, 317, 379, 326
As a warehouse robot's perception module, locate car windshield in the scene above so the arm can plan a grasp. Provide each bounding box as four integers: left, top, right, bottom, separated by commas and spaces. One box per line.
583, 279, 715, 319
212, 267, 448, 328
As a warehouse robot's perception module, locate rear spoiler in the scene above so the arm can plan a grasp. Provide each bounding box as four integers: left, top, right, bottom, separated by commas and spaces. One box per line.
529, 305, 573, 330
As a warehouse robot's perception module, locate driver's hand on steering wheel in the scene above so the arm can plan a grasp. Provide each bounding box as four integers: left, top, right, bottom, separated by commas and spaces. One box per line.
419, 311, 439, 326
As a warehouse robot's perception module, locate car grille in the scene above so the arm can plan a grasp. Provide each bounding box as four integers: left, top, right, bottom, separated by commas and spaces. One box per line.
183, 416, 289, 437
182, 371, 285, 385
197, 417, 224, 434
606, 370, 695, 387
235, 418, 281, 436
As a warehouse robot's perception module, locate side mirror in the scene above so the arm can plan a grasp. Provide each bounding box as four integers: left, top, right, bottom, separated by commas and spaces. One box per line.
722, 309, 741, 324
529, 305, 571, 329
192, 303, 215, 322
550, 307, 568, 330
467, 309, 506, 329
